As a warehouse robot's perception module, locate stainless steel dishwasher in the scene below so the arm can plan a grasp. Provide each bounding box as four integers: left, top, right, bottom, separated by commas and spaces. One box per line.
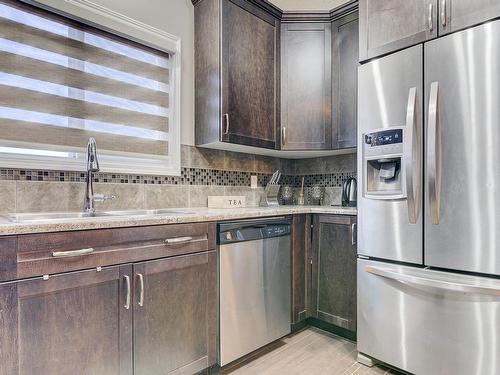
218, 218, 291, 366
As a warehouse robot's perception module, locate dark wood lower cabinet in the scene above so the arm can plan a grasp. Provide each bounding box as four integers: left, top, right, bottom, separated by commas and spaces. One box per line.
311, 215, 357, 333
0, 242, 216, 375
291, 214, 312, 325
133, 251, 217, 375
0, 265, 133, 375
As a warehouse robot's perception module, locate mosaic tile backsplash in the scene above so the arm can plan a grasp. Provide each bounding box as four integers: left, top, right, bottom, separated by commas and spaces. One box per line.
0, 146, 356, 213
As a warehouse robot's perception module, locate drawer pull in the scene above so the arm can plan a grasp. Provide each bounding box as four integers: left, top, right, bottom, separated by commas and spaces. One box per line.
165, 236, 193, 244
52, 248, 94, 258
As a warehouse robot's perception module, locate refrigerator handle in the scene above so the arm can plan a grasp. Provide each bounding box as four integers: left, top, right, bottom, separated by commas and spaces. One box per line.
428, 82, 442, 225
405, 87, 421, 224
365, 265, 500, 297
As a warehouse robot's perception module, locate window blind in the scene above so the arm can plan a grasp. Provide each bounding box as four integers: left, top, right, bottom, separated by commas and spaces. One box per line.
0, 1, 174, 174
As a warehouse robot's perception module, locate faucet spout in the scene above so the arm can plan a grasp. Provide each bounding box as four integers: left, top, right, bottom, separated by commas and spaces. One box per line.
84, 137, 100, 213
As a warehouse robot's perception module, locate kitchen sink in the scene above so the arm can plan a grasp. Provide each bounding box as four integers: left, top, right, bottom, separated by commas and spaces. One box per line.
3, 208, 195, 223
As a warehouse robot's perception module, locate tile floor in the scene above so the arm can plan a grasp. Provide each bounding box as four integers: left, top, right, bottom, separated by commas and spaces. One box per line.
224, 327, 401, 375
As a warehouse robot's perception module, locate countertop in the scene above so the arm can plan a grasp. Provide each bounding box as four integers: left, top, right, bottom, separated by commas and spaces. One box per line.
0, 206, 356, 236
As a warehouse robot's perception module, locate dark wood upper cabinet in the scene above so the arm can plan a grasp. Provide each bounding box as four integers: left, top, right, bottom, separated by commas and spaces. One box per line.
332, 12, 359, 149
281, 23, 332, 150
195, 0, 280, 150
133, 251, 217, 375
359, 0, 437, 61
440, 0, 500, 35
311, 215, 357, 335
0, 265, 133, 375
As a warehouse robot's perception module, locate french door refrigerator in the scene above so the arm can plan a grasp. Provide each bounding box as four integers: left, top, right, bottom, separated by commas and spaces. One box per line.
357, 20, 500, 375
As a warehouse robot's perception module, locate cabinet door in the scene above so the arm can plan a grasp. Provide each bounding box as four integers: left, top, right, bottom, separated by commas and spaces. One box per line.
221, 0, 279, 149
0, 266, 132, 375
312, 215, 357, 332
281, 23, 332, 150
291, 215, 312, 325
359, 0, 437, 61
332, 12, 359, 150
133, 251, 217, 375
440, 0, 500, 35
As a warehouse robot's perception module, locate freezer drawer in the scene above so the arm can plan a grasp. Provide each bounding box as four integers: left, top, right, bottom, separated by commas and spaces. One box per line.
358, 259, 500, 375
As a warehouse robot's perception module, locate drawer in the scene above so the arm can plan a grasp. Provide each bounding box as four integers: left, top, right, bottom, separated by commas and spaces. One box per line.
9, 223, 216, 280
357, 258, 500, 375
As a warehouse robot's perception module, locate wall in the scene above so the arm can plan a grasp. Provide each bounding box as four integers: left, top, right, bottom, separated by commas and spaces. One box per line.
0, 148, 356, 213
0, 0, 358, 214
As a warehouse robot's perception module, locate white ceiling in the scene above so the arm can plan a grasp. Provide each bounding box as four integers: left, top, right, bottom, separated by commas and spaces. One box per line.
268, 0, 351, 12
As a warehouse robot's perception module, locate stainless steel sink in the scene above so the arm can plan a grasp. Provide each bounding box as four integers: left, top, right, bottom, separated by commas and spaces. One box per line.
3, 208, 195, 223
4, 211, 121, 222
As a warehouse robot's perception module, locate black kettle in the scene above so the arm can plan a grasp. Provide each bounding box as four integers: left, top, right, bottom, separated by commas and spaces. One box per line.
341, 177, 357, 207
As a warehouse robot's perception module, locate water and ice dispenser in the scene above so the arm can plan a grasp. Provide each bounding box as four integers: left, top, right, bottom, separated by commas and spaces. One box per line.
362, 127, 406, 199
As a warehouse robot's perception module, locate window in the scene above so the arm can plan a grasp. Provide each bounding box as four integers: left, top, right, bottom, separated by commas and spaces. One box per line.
0, 1, 180, 175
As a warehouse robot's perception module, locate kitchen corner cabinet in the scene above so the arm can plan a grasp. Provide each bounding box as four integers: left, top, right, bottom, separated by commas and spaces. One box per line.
359, 0, 437, 61
281, 23, 332, 150
311, 215, 357, 333
195, 0, 280, 149
291, 215, 312, 325
332, 12, 359, 149
440, 0, 500, 35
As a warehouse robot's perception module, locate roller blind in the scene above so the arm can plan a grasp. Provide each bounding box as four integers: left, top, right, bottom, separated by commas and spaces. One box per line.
0, 1, 177, 174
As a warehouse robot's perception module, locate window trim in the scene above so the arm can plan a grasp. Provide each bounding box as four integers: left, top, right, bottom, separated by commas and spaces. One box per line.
4, 0, 182, 175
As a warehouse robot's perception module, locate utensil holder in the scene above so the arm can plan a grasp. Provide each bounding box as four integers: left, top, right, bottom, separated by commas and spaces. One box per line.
260, 184, 280, 207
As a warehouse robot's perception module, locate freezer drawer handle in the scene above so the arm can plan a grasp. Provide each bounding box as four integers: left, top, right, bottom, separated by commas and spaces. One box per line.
428, 82, 442, 225
365, 265, 500, 296
405, 87, 421, 224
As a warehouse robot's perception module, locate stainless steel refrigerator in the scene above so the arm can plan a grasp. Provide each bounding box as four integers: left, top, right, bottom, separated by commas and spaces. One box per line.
357, 20, 500, 375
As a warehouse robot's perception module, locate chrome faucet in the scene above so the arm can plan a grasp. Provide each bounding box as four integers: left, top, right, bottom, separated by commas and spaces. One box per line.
84, 137, 115, 213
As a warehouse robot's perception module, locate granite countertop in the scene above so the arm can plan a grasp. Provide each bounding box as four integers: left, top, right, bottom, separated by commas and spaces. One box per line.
0, 205, 357, 236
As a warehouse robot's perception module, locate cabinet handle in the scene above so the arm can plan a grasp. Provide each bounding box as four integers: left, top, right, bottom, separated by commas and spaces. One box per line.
428, 3, 434, 31
123, 275, 130, 310
52, 247, 94, 258
440, 0, 446, 26
223, 113, 230, 135
165, 236, 193, 244
137, 273, 144, 307
281, 127, 286, 147
351, 223, 357, 246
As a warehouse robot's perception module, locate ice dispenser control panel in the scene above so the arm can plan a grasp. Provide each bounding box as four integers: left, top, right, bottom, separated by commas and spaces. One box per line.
363, 127, 405, 199
365, 129, 403, 147
363, 128, 404, 157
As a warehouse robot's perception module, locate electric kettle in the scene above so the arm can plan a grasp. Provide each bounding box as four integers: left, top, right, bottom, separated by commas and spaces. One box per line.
341, 177, 357, 207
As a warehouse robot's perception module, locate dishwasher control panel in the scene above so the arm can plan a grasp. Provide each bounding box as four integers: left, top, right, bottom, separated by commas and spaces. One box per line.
218, 219, 291, 245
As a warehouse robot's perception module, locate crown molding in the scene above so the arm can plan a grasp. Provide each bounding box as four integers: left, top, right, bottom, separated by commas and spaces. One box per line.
192, 0, 282, 18
193, 0, 358, 22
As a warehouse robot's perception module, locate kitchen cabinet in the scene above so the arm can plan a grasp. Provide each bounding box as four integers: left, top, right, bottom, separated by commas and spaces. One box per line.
332, 12, 359, 149
440, 0, 500, 35
311, 215, 357, 334
195, 0, 280, 150
0, 223, 217, 375
359, 0, 437, 61
281, 23, 332, 150
291, 215, 312, 326
0, 265, 133, 375
133, 251, 217, 375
